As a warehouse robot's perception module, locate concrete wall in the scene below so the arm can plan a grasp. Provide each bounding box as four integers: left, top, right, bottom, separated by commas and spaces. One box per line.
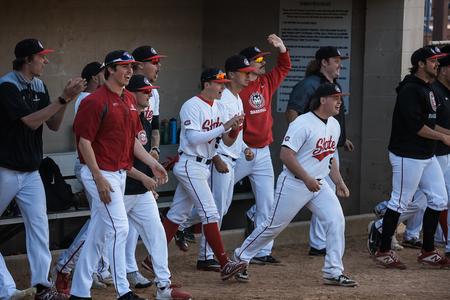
359, 0, 424, 212
0, 0, 203, 153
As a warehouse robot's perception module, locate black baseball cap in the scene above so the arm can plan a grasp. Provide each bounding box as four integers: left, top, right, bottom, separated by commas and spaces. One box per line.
314, 83, 349, 99
81, 62, 102, 82
104, 50, 135, 67
315, 46, 349, 60
126, 75, 159, 93
132, 46, 167, 62
14, 38, 54, 58
239, 46, 271, 60
411, 46, 447, 66
440, 44, 450, 54
200, 68, 231, 84
225, 55, 257, 73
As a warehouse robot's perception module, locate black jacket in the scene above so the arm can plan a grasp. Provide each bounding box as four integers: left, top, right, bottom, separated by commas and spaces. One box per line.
388, 74, 438, 159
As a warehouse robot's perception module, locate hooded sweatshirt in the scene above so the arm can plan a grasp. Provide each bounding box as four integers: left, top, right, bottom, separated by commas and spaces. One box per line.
388, 74, 438, 159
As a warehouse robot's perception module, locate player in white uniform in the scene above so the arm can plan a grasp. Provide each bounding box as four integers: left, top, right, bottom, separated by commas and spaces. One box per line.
193, 55, 256, 271
162, 68, 247, 281
234, 83, 357, 287
54, 62, 113, 294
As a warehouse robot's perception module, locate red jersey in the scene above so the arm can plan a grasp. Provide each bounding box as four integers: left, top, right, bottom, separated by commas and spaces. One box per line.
239, 51, 291, 148
73, 85, 142, 171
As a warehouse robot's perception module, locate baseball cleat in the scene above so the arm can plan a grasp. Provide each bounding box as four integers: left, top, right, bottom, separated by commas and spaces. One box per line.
174, 230, 189, 252
183, 228, 196, 243
91, 273, 107, 289
402, 237, 423, 249
250, 255, 281, 265
367, 221, 382, 256
234, 265, 250, 283
196, 259, 221, 272
309, 247, 326, 256
117, 291, 147, 300
55, 270, 71, 295
127, 271, 153, 288
220, 260, 247, 281
11, 287, 36, 300
156, 284, 193, 300
323, 274, 358, 287
417, 249, 450, 268
35, 286, 69, 300
374, 250, 406, 269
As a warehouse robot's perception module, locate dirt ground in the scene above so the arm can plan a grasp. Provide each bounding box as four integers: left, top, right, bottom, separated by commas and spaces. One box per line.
10, 233, 450, 300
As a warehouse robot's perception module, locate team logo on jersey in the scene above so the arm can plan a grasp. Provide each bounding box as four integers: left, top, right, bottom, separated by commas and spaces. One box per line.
184, 120, 191, 126
284, 136, 290, 141
137, 130, 148, 145
249, 92, 265, 109
312, 137, 336, 161
429, 91, 437, 112
144, 106, 154, 122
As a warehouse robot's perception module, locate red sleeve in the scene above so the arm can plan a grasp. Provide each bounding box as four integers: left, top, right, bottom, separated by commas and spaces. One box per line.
73, 95, 104, 142
263, 51, 292, 97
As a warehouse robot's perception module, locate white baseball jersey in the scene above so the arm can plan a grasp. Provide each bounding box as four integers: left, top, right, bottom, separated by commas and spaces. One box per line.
179, 96, 223, 159
216, 88, 244, 159
143, 88, 160, 122
74, 92, 90, 114
282, 112, 340, 180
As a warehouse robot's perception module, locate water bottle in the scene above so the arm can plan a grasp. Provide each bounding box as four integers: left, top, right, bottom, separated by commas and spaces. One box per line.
169, 118, 177, 144
161, 119, 169, 145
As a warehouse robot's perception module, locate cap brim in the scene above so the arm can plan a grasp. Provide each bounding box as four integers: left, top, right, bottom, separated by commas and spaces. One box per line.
139, 85, 160, 91
37, 49, 54, 55
114, 59, 136, 65
339, 55, 350, 60
237, 66, 258, 72
430, 53, 448, 60
142, 55, 168, 61
212, 79, 232, 83
334, 92, 350, 97
252, 51, 271, 59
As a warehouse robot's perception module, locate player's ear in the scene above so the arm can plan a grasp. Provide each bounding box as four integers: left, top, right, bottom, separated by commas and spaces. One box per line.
320, 97, 326, 104
418, 61, 425, 69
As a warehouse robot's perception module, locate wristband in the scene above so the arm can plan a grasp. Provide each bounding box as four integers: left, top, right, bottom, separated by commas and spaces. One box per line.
151, 147, 160, 155
58, 96, 67, 105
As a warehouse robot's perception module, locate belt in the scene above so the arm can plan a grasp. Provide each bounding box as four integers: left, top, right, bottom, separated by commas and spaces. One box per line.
179, 151, 212, 165
294, 176, 322, 181
218, 153, 237, 162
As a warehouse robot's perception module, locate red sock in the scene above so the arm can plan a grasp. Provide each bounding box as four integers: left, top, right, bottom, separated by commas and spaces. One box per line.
439, 210, 448, 243
203, 222, 228, 267
163, 218, 179, 243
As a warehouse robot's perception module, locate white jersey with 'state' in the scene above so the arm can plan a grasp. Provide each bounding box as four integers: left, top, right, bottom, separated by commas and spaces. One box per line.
143, 88, 160, 122
216, 88, 244, 159
179, 96, 223, 159
282, 112, 340, 180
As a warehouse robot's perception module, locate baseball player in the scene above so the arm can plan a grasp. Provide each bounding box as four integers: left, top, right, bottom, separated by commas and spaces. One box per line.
234, 83, 357, 287
233, 34, 291, 264
124, 75, 192, 299
188, 55, 257, 271
162, 68, 247, 281
127, 45, 167, 287
70, 50, 167, 300
55, 62, 113, 294
0, 38, 85, 300
370, 46, 450, 269
286, 46, 353, 256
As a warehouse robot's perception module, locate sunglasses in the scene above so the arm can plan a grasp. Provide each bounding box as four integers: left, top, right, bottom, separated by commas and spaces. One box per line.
206, 72, 227, 81
254, 56, 265, 63
138, 88, 152, 94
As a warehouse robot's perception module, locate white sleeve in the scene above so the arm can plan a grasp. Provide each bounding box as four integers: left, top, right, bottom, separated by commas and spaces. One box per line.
185, 126, 225, 145
180, 102, 202, 131
151, 89, 160, 116
281, 121, 308, 152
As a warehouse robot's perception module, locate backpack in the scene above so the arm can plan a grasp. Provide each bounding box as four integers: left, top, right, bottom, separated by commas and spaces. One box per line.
39, 157, 74, 212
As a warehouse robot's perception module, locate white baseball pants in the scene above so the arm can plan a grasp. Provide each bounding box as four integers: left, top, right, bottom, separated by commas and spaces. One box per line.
234, 146, 275, 257
70, 166, 130, 298
124, 192, 171, 287
234, 174, 345, 278
0, 167, 52, 299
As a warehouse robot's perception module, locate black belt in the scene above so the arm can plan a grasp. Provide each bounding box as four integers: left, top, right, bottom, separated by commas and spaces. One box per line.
295, 176, 321, 181
218, 153, 237, 162
179, 151, 212, 165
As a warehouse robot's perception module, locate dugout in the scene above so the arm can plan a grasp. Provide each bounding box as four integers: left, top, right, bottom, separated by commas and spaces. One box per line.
0, 0, 431, 254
